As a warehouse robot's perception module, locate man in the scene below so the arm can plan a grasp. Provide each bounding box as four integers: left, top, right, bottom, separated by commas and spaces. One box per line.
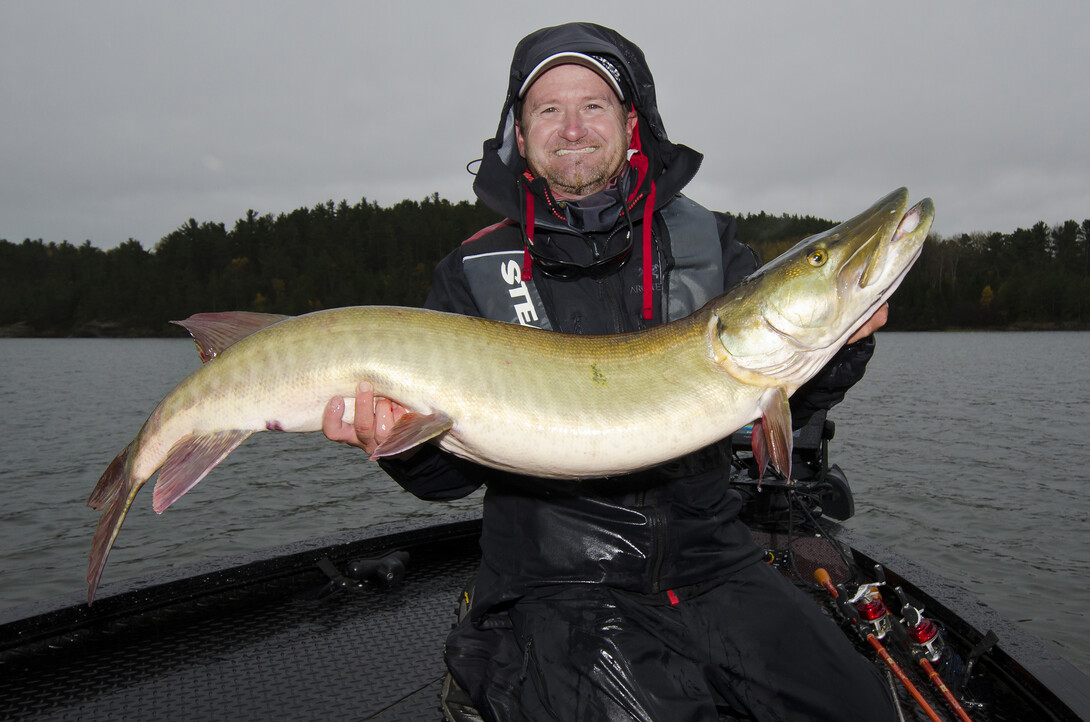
325, 22, 894, 721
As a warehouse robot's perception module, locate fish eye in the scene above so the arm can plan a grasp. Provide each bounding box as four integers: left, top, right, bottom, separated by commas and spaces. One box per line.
807, 249, 828, 266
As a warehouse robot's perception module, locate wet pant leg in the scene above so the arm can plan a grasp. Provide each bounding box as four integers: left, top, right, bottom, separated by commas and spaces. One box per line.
666, 561, 896, 721
446, 564, 896, 722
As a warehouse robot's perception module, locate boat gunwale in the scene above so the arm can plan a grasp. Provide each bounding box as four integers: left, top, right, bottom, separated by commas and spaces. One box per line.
0, 512, 484, 654
832, 523, 1090, 721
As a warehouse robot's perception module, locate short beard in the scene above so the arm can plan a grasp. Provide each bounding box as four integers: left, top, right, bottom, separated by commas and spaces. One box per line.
537, 150, 626, 199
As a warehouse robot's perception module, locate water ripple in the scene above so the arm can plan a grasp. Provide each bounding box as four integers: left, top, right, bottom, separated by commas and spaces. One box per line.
1, 333, 1087, 675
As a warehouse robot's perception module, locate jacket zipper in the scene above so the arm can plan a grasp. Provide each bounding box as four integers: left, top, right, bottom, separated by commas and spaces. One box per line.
592, 227, 632, 332
635, 489, 669, 594
647, 505, 668, 593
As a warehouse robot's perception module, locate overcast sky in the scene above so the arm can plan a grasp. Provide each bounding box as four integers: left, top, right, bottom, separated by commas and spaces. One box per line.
3, 1, 1087, 250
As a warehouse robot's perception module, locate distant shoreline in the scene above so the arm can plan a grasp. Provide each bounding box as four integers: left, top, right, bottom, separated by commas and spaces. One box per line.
3, 319, 1088, 339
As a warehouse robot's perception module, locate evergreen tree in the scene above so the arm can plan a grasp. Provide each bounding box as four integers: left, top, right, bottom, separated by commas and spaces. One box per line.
2, 198, 1087, 335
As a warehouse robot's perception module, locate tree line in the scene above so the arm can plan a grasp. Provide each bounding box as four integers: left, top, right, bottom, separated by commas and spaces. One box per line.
1, 194, 1087, 336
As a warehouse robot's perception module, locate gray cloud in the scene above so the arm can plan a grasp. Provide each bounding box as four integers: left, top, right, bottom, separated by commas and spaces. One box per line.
2, 1, 1086, 249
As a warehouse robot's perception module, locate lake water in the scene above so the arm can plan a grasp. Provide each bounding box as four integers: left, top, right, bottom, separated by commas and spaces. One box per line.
0, 333, 1087, 676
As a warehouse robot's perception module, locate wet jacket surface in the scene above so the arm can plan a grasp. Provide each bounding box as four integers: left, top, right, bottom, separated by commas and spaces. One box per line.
380, 22, 875, 620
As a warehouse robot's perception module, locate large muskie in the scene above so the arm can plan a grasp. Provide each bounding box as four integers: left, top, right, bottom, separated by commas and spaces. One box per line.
86, 187, 933, 603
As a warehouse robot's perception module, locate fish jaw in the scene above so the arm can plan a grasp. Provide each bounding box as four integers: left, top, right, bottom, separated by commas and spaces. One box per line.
713, 188, 933, 388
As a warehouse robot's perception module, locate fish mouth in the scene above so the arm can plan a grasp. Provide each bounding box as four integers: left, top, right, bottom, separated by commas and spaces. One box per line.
835, 191, 933, 339
837, 190, 932, 293
858, 199, 927, 289
879, 200, 930, 289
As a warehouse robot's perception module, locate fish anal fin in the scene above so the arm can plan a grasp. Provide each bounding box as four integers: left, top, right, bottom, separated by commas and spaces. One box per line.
172, 312, 291, 362
370, 411, 453, 460
758, 387, 794, 482
152, 430, 253, 513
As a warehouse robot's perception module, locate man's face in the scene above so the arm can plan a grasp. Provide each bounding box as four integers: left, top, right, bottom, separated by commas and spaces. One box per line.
516, 64, 637, 200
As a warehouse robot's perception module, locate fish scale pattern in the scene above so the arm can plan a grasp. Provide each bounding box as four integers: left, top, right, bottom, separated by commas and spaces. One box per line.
0, 539, 480, 721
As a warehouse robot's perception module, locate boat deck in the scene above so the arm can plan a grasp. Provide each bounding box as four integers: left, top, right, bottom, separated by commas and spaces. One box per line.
2, 516, 1088, 721
1, 521, 480, 721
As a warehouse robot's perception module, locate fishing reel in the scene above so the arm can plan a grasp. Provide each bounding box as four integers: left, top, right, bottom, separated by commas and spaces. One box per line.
892, 586, 946, 663
845, 581, 894, 641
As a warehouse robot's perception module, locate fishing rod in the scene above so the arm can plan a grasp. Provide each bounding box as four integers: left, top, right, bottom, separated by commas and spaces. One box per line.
814, 567, 943, 722
891, 586, 974, 722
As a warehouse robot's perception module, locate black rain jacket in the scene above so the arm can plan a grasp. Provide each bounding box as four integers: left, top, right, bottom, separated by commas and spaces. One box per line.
380, 22, 874, 622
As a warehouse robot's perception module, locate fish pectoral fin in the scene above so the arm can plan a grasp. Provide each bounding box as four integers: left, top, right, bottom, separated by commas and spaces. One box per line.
152, 430, 254, 513
754, 388, 793, 483
370, 411, 453, 460
172, 311, 291, 362
750, 418, 769, 481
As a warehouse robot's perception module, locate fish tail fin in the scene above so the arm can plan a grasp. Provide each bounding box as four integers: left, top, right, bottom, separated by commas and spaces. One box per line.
87, 443, 132, 511
152, 430, 253, 513
86, 455, 147, 605
87, 429, 253, 604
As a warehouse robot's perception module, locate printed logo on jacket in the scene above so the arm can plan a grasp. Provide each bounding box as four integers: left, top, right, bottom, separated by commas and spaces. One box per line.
462, 250, 553, 330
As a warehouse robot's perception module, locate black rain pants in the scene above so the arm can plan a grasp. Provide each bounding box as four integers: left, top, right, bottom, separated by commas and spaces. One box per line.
446, 559, 896, 721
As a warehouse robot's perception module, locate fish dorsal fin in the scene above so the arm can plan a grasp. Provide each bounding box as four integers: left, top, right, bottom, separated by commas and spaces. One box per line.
172, 312, 291, 362
152, 430, 254, 513
751, 387, 793, 485
370, 411, 454, 460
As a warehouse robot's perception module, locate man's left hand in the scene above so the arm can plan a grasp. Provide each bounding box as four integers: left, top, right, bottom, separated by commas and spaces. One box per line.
847, 303, 888, 344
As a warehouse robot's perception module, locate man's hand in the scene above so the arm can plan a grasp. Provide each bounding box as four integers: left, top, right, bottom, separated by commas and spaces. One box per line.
847, 303, 888, 344
323, 381, 412, 457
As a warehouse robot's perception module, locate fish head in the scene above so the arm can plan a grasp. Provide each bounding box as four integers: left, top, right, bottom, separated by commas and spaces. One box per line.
713, 187, 933, 385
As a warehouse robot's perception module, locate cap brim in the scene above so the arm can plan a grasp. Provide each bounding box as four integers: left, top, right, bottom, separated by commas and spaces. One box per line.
518, 52, 626, 101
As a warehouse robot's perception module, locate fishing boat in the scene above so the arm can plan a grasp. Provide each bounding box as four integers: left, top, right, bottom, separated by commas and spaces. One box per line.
2, 412, 1088, 721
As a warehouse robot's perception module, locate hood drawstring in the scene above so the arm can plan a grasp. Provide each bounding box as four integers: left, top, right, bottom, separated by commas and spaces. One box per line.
520, 175, 535, 282
626, 114, 657, 320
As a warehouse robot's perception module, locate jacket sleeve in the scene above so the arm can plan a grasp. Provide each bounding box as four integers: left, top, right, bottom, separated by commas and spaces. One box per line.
379, 444, 485, 501
378, 246, 487, 501
422, 248, 483, 315
715, 211, 761, 288
789, 336, 875, 427
716, 211, 876, 427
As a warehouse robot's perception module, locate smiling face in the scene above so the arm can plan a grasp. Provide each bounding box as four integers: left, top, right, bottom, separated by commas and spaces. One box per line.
516, 63, 638, 200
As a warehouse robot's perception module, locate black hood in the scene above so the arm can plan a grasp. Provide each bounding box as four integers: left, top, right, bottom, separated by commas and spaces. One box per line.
472, 22, 703, 221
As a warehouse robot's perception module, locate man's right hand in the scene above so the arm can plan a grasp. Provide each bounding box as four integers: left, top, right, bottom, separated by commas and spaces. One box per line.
322, 381, 412, 457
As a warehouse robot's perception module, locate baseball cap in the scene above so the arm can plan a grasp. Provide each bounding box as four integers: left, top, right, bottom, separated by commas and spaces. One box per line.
518, 52, 629, 101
